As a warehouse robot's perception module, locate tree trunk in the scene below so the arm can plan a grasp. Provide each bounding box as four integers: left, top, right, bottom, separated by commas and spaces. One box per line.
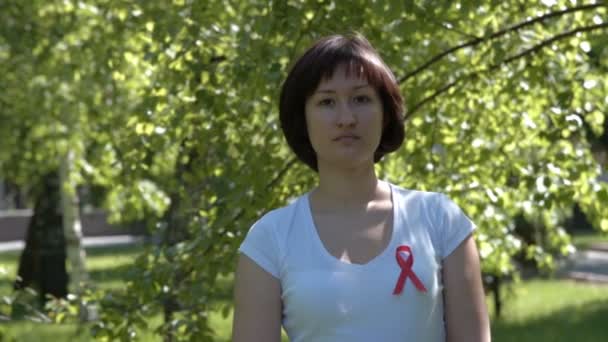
490, 275, 502, 319
161, 146, 196, 342
60, 150, 91, 320
14, 171, 68, 308
59, 150, 88, 292
0, 179, 6, 210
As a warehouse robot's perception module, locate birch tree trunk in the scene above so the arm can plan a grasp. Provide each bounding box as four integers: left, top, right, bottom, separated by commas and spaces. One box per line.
59, 149, 90, 319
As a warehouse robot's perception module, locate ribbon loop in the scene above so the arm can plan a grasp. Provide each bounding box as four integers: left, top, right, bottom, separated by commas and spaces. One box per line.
393, 245, 427, 295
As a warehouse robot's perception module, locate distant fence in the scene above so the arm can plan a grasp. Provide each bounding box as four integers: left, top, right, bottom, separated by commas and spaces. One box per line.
0, 209, 145, 242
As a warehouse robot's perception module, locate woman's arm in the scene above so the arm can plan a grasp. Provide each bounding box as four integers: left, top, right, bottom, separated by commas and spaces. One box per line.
442, 235, 491, 342
232, 254, 282, 342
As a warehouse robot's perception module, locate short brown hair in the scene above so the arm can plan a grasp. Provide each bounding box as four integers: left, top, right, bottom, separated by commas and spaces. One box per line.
279, 33, 405, 172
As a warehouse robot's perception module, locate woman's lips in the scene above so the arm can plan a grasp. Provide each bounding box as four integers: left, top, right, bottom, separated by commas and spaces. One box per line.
333, 135, 360, 142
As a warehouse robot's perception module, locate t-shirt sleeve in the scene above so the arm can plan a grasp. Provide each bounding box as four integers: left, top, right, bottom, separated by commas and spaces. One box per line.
238, 216, 281, 279
431, 193, 477, 259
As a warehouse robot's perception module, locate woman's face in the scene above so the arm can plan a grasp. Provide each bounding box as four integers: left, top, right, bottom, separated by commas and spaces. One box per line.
305, 64, 384, 171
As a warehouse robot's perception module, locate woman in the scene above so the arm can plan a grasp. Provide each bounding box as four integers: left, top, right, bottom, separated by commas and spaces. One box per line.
232, 33, 490, 342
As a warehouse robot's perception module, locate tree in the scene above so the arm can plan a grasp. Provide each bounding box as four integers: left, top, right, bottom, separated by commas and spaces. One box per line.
14, 172, 68, 309
1, 0, 607, 340
0, 0, 139, 318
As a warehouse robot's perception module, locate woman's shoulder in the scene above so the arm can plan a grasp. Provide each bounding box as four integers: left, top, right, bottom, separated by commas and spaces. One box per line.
388, 182, 461, 220
387, 182, 444, 204
254, 193, 308, 228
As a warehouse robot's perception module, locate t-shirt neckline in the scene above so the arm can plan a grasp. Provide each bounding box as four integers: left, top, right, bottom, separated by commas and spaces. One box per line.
303, 181, 398, 268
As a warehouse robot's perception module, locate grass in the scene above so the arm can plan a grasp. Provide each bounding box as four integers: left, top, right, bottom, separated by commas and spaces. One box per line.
490, 279, 608, 342
0, 245, 158, 341
1, 242, 607, 341
571, 230, 608, 250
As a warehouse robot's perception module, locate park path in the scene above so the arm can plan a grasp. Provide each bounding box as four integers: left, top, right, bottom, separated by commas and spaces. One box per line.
0, 235, 142, 253
560, 242, 608, 284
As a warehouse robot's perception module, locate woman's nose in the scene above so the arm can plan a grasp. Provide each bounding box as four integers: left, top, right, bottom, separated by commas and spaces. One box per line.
336, 101, 357, 127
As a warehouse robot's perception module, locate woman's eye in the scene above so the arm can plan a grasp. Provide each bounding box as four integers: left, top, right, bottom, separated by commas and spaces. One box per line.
353, 95, 371, 104
318, 98, 334, 106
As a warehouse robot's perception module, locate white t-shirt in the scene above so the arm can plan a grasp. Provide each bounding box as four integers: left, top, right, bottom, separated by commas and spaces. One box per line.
238, 182, 476, 342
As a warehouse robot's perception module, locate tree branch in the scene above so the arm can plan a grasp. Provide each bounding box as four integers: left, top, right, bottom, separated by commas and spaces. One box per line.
405, 22, 608, 119
494, 22, 607, 67
212, 156, 298, 228
398, 3, 605, 84
439, 21, 481, 40
163, 156, 298, 296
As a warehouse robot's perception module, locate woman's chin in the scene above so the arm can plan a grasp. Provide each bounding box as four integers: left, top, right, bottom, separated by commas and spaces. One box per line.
318, 155, 374, 172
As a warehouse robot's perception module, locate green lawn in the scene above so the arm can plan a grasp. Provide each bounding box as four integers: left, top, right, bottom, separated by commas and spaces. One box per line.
571, 230, 608, 250
1, 244, 607, 341
490, 280, 608, 342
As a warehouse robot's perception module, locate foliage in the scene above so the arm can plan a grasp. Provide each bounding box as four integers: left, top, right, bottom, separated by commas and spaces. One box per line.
1, 0, 607, 340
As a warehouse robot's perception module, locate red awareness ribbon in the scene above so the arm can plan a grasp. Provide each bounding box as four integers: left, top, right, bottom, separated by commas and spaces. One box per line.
393, 245, 427, 295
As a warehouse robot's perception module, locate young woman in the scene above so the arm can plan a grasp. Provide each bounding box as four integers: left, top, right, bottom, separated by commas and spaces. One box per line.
232, 33, 490, 342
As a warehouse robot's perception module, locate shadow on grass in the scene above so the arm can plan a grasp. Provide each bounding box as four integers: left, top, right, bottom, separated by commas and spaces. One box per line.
0, 245, 144, 292
87, 264, 136, 285
0, 244, 142, 267
492, 297, 608, 342
85, 243, 143, 256
0, 321, 94, 342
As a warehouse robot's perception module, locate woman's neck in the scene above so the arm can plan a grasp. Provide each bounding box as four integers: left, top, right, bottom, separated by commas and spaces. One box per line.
312, 162, 386, 212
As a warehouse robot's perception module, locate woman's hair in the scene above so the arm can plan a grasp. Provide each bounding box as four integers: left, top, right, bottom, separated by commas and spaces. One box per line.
279, 33, 405, 172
